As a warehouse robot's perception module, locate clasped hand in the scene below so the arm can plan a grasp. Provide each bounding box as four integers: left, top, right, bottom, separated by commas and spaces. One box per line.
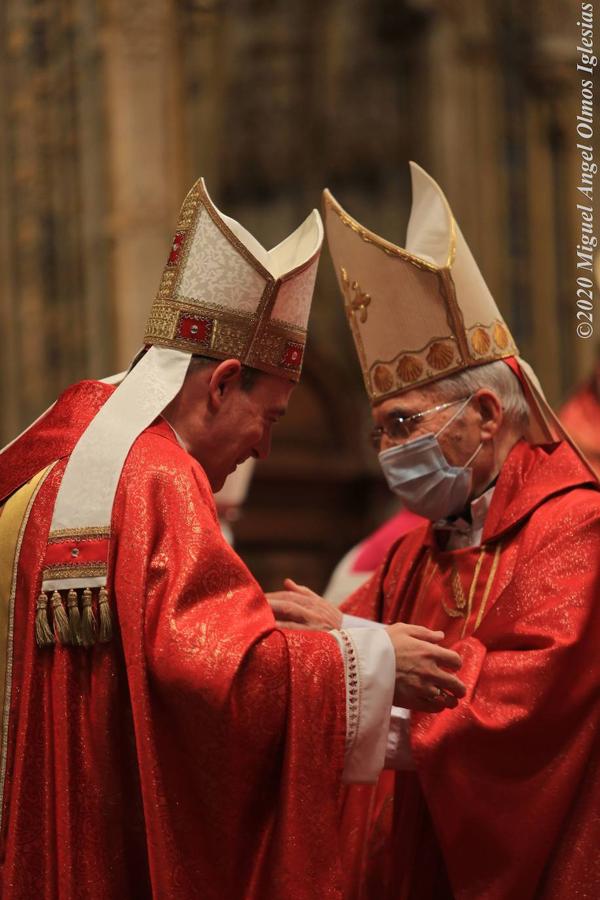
266, 579, 466, 712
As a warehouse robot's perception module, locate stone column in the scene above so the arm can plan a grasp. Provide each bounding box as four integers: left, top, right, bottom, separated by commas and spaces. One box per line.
101, 0, 183, 367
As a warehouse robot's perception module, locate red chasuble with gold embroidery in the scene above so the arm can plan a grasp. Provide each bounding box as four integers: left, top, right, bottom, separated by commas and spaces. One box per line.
339, 439, 600, 900
0, 382, 346, 899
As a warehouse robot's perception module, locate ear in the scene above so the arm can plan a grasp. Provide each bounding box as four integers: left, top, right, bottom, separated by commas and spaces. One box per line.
208, 359, 243, 411
473, 389, 503, 441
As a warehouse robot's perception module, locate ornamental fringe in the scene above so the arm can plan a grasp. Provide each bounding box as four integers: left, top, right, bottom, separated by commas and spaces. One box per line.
35, 587, 113, 649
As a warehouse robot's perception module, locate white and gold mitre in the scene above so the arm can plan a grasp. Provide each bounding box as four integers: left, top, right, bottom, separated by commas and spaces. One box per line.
323, 162, 518, 404
144, 178, 323, 380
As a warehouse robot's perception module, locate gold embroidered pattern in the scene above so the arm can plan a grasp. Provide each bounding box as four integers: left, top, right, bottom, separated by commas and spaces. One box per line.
246, 319, 306, 377
470, 327, 492, 355
372, 364, 394, 394
449, 566, 467, 614
250, 331, 282, 368
474, 543, 502, 631
144, 302, 179, 341
157, 269, 178, 300
396, 355, 424, 384
426, 340, 456, 371
464, 321, 517, 361
48, 527, 110, 542
461, 550, 485, 638
325, 193, 440, 272
211, 320, 247, 359
366, 319, 519, 404
493, 322, 510, 350
439, 546, 502, 637
340, 268, 371, 323
441, 549, 486, 635
438, 269, 471, 363
42, 563, 108, 581
146, 299, 257, 355
369, 334, 459, 401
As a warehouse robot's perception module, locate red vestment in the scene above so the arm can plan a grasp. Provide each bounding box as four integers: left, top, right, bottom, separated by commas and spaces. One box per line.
339, 439, 600, 899
0, 382, 347, 899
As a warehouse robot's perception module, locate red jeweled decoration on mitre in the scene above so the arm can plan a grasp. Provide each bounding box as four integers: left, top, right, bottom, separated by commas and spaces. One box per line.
280, 341, 304, 369
167, 231, 186, 267
176, 313, 214, 348
144, 178, 323, 383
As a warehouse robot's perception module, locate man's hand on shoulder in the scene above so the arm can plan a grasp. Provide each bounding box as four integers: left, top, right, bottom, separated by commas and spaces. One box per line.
266, 579, 343, 631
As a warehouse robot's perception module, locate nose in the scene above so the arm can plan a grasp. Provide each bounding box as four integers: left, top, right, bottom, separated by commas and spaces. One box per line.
253, 425, 273, 460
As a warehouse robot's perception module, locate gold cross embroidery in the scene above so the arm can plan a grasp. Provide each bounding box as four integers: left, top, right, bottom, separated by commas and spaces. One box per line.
340, 267, 371, 323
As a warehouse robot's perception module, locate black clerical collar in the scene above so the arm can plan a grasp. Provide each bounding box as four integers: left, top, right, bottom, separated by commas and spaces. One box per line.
446, 474, 499, 525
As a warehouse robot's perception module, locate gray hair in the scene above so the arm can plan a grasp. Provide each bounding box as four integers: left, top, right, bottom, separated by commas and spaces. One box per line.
428, 360, 529, 433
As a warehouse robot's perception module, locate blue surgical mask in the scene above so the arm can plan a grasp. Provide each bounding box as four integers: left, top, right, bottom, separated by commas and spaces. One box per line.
378, 396, 482, 521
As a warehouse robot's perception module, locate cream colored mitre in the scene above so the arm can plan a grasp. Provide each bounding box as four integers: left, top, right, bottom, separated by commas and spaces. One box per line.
323, 161, 518, 404
324, 162, 598, 481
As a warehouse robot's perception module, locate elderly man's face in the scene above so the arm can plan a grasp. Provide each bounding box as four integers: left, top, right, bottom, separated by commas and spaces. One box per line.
372, 384, 503, 497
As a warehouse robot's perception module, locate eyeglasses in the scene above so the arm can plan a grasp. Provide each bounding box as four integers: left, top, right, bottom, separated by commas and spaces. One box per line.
370, 397, 470, 451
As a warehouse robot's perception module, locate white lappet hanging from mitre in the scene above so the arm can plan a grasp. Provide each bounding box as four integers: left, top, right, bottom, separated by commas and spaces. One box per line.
323, 161, 595, 475
35, 179, 323, 647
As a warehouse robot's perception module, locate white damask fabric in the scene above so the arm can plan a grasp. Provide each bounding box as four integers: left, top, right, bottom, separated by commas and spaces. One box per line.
271, 256, 319, 328
177, 209, 267, 314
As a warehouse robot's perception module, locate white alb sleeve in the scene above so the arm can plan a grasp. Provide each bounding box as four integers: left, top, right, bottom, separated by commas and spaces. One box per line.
384, 706, 414, 770
331, 627, 396, 784
341, 613, 386, 629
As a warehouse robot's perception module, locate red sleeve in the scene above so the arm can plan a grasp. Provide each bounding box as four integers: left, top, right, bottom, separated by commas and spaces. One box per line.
114, 436, 347, 900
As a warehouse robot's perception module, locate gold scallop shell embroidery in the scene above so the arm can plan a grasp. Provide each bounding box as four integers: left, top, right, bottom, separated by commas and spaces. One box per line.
493, 322, 509, 349
470, 327, 492, 355
372, 364, 394, 394
426, 341, 455, 371
396, 355, 423, 383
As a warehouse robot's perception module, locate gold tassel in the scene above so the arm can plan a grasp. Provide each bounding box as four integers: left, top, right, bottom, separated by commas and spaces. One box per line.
51, 591, 71, 645
67, 589, 82, 646
81, 587, 97, 647
35, 592, 55, 648
98, 586, 112, 643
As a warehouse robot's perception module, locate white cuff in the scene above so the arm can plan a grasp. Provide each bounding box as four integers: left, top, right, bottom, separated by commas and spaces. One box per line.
332, 627, 396, 784
341, 613, 386, 629
384, 706, 414, 770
